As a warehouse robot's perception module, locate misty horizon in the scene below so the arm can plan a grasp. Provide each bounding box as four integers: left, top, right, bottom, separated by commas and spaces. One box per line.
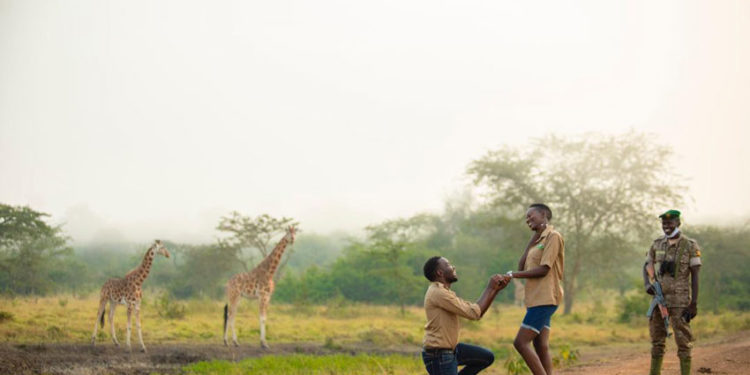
2, 0, 748, 245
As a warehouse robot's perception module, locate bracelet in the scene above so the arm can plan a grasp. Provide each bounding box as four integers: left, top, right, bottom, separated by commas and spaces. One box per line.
506, 270, 514, 278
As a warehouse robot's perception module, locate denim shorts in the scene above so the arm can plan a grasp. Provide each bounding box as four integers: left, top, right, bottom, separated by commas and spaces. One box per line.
521, 305, 558, 334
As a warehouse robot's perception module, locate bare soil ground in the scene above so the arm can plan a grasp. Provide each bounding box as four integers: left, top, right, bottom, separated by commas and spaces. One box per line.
559, 331, 750, 375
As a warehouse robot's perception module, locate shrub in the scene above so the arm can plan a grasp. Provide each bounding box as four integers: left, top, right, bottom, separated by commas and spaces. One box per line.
46, 325, 65, 340
504, 352, 530, 375
0, 311, 14, 323
618, 290, 650, 323
553, 343, 579, 367
157, 293, 186, 319
323, 336, 343, 350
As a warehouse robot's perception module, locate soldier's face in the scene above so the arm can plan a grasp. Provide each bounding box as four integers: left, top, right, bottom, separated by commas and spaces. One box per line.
661, 218, 679, 236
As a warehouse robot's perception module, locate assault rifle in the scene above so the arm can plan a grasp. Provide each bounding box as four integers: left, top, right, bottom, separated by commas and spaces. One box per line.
646, 263, 671, 337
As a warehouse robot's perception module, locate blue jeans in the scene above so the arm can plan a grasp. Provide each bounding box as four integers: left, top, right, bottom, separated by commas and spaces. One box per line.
422, 343, 495, 375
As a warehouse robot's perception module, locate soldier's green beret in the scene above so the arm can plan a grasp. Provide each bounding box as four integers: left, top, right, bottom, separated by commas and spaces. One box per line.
659, 209, 681, 219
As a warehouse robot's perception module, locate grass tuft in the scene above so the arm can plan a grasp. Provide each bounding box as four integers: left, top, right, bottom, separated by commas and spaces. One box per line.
0, 310, 14, 323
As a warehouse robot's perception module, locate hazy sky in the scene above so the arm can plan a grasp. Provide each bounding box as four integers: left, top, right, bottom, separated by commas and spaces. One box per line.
1, 0, 748, 244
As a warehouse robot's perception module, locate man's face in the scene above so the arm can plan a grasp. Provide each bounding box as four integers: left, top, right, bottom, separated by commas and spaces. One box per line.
526, 208, 546, 231
438, 257, 458, 283
661, 218, 680, 236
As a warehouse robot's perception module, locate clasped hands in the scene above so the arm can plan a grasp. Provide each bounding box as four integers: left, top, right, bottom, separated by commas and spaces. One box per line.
488, 274, 512, 291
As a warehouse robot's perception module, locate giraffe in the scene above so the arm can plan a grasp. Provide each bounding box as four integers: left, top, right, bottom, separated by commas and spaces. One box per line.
90, 239, 170, 352
223, 226, 295, 348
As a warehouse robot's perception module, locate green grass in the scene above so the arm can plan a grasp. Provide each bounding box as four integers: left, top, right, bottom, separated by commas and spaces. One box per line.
181, 354, 423, 375
2, 294, 749, 374
1, 294, 748, 348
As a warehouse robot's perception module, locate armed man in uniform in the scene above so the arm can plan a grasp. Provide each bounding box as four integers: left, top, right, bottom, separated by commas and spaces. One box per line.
643, 210, 702, 375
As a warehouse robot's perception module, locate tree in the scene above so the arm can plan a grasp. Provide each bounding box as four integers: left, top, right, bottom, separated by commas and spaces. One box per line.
690, 224, 750, 311
467, 132, 684, 314
365, 214, 440, 313
0, 203, 72, 295
167, 243, 237, 299
216, 212, 298, 280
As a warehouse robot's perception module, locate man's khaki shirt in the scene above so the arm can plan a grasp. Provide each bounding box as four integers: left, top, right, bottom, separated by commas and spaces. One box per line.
423, 282, 481, 349
524, 225, 565, 307
645, 234, 702, 307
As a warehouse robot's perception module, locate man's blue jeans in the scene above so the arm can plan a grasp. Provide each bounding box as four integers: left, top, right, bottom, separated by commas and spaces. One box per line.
422, 343, 495, 375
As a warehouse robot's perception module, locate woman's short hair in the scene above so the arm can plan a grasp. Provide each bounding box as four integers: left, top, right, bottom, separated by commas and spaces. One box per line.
529, 203, 552, 220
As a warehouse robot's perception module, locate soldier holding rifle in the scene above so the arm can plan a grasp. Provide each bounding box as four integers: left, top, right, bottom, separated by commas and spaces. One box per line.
643, 210, 702, 375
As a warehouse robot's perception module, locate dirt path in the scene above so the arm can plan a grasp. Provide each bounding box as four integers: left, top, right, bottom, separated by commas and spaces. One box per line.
558, 331, 750, 375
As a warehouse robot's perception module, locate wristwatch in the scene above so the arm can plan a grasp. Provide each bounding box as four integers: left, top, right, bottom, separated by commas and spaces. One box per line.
506, 270, 514, 278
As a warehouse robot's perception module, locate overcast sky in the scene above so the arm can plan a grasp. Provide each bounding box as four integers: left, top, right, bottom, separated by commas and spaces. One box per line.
1, 0, 748, 244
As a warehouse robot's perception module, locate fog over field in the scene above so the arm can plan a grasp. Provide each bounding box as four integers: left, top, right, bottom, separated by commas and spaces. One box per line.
1, 0, 748, 244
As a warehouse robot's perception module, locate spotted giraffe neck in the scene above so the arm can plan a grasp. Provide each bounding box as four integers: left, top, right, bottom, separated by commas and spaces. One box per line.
127, 248, 155, 286
257, 236, 290, 277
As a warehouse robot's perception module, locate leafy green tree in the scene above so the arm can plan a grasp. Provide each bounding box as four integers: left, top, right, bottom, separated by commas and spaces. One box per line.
274, 265, 340, 304
690, 224, 750, 311
467, 132, 684, 314
275, 216, 437, 307
427, 191, 525, 300
216, 212, 298, 280
284, 232, 348, 273
0, 203, 72, 295
365, 214, 442, 312
167, 243, 238, 298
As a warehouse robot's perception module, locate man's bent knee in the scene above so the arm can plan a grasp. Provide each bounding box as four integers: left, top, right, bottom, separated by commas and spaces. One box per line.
481, 350, 495, 367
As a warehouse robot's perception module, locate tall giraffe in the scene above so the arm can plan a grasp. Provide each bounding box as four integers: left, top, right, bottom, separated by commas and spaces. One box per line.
91, 240, 170, 352
223, 226, 295, 348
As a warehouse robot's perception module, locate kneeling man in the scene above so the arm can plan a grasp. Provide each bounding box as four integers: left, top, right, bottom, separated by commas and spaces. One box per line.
422, 256, 509, 375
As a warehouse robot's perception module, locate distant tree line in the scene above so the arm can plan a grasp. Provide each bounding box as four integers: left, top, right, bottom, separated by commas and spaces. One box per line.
2, 132, 749, 312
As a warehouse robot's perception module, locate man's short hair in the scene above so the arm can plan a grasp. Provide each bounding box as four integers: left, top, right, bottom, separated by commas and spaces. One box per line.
423, 256, 442, 281
529, 203, 552, 220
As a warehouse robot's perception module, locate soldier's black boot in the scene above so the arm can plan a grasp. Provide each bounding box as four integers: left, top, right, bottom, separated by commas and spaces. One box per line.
649, 356, 663, 375
680, 357, 691, 375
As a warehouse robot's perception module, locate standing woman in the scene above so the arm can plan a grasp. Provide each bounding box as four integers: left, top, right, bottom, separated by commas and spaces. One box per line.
506, 203, 564, 375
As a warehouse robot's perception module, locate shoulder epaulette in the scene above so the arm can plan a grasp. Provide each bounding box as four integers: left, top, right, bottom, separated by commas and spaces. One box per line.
680, 235, 696, 244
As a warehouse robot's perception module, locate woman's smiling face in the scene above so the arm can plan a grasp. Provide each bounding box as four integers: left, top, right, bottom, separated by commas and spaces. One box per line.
526, 207, 547, 231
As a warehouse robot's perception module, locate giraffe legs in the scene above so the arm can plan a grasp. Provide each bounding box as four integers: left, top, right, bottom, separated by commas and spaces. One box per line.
135, 302, 146, 352
230, 299, 239, 347
259, 294, 270, 349
126, 304, 133, 352
223, 275, 276, 349
109, 301, 119, 346
91, 298, 106, 345
224, 289, 240, 346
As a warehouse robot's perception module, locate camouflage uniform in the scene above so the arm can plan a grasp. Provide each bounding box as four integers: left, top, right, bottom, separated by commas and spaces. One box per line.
645, 234, 702, 360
